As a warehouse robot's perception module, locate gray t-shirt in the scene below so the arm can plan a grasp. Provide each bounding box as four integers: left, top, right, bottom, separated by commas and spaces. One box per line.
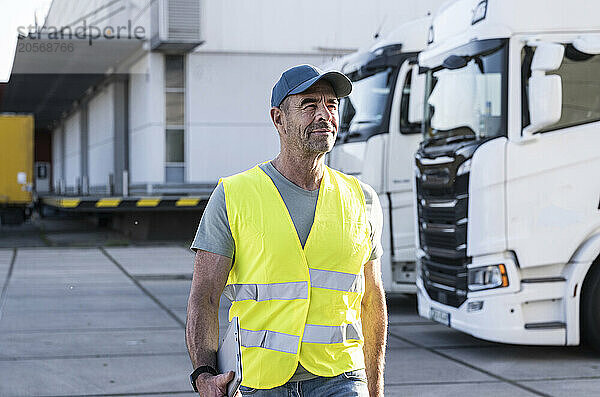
190, 161, 383, 382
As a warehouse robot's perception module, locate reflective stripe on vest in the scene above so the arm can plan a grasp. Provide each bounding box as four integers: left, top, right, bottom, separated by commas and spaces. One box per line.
223, 281, 308, 302
302, 321, 363, 344
309, 268, 363, 293
239, 320, 362, 354
240, 328, 300, 354
224, 270, 362, 303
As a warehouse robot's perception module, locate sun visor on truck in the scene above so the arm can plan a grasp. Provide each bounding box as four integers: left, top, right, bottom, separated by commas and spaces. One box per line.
356, 44, 405, 79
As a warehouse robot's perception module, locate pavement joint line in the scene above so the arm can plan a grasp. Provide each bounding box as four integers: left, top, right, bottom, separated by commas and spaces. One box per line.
24, 391, 193, 397
134, 274, 193, 281
385, 380, 504, 386
10, 245, 110, 251
9, 244, 189, 251
509, 375, 600, 382
0, 248, 17, 324
386, 346, 422, 350
0, 326, 183, 334
427, 344, 500, 350
385, 344, 499, 351
387, 321, 437, 326
387, 330, 553, 397
99, 247, 186, 329
2, 307, 187, 315
0, 351, 188, 361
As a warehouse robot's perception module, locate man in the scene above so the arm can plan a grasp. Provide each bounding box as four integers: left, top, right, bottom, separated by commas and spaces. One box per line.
186, 64, 387, 397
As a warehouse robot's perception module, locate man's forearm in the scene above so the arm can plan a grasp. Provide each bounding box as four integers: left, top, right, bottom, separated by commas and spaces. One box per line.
361, 285, 387, 396
186, 250, 232, 371
185, 290, 220, 368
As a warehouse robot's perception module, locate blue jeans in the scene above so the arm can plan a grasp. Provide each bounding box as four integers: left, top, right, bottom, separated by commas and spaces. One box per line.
239, 369, 369, 397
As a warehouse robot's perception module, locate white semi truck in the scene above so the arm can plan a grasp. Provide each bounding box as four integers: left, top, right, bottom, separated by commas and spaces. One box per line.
325, 18, 432, 294
415, 0, 600, 350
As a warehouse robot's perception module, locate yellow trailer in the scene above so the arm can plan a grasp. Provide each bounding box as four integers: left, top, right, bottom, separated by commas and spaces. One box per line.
0, 115, 34, 225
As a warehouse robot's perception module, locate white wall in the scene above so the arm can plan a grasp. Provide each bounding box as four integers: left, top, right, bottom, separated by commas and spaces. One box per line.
51, 126, 62, 190
200, 0, 445, 53
45, 0, 446, 53
88, 85, 114, 187
63, 112, 81, 188
186, 52, 332, 182
129, 52, 165, 185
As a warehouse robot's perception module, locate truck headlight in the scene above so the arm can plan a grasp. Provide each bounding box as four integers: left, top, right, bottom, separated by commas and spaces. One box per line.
457, 159, 471, 176
468, 264, 509, 291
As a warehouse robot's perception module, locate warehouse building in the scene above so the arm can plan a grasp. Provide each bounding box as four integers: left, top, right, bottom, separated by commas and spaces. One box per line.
2, 0, 444, 192
0, 0, 443, 236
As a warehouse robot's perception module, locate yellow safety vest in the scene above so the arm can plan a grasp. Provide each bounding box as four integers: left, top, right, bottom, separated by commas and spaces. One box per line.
221, 163, 372, 389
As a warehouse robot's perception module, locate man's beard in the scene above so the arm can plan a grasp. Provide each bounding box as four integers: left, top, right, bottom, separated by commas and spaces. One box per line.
303, 121, 336, 153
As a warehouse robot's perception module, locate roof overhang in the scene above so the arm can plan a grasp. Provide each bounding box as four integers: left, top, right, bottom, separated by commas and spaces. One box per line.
0, 34, 144, 130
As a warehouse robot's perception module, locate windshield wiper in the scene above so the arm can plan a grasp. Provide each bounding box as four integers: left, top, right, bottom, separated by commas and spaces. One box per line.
444, 134, 476, 144
423, 126, 477, 147
422, 134, 449, 148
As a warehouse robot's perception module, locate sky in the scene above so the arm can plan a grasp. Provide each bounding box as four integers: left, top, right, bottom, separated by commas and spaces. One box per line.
0, 0, 52, 82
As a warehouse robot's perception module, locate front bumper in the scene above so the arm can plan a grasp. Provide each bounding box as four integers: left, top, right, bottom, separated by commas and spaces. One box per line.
417, 253, 568, 346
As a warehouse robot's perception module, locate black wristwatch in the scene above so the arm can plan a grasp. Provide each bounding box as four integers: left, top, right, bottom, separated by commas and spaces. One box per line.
190, 365, 218, 392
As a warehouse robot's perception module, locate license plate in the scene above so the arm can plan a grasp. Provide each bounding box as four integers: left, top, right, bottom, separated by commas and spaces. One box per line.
430, 307, 451, 327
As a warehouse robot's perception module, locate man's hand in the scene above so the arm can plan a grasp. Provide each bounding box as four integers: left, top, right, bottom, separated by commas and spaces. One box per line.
194, 371, 241, 397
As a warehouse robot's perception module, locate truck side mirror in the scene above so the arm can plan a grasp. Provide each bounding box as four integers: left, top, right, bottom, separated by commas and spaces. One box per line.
523, 42, 564, 136
573, 35, 600, 54
408, 65, 425, 124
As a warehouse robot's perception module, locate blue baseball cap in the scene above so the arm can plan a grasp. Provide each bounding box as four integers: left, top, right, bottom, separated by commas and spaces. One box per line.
271, 64, 352, 108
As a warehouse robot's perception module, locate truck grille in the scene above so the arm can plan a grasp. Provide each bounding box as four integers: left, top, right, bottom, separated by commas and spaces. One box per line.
416, 163, 470, 308
421, 257, 467, 307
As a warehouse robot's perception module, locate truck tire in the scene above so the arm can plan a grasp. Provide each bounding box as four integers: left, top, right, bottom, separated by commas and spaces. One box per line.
581, 261, 600, 352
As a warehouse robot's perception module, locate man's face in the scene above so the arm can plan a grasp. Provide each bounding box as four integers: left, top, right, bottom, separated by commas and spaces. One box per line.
276, 80, 339, 155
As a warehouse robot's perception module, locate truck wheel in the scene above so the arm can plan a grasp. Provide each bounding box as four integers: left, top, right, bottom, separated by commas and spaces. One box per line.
581, 261, 600, 352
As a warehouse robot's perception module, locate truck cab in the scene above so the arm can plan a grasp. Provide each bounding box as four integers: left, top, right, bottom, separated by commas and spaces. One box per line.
416, 0, 600, 348
326, 19, 430, 294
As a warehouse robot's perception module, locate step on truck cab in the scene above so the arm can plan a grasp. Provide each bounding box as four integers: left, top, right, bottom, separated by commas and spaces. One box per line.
415, 0, 600, 348
325, 18, 431, 294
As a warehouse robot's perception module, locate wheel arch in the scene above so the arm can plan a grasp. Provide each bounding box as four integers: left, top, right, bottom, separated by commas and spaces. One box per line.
564, 231, 600, 345
570, 231, 600, 265
579, 253, 600, 349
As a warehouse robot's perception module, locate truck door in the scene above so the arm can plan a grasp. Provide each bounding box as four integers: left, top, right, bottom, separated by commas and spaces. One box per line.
383, 60, 425, 290
506, 42, 600, 269
35, 162, 51, 194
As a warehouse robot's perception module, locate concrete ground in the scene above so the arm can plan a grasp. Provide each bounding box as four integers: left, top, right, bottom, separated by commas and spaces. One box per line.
1, 220, 600, 396
0, 214, 196, 249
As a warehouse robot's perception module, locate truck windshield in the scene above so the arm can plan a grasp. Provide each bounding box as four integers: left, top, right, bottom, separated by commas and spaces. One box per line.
423, 40, 508, 145
339, 67, 394, 140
